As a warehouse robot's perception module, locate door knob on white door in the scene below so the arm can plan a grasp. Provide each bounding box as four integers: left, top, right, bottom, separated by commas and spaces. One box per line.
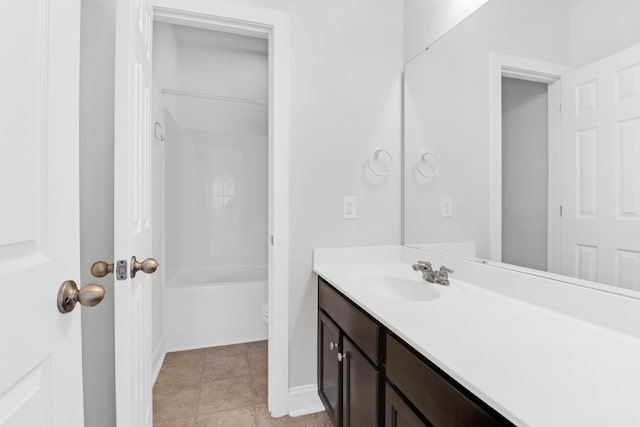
90, 261, 114, 277
130, 256, 159, 278
57, 280, 105, 313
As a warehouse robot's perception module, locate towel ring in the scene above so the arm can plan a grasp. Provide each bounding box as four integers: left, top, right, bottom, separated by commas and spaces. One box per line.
416, 151, 439, 178
154, 122, 165, 142
368, 147, 393, 177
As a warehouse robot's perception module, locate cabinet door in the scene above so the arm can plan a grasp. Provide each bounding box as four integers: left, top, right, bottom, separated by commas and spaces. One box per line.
342, 337, 379, 427
385, 384, 430, 427
318, 311, 341, 425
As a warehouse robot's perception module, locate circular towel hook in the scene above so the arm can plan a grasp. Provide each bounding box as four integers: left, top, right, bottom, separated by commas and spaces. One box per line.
154, 122, 165, 142
367, 147, 393, 177
416, 151, 439, 178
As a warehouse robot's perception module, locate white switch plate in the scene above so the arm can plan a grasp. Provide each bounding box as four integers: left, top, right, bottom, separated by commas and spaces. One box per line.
344, 196, 356, 219
441, 196, 452, 217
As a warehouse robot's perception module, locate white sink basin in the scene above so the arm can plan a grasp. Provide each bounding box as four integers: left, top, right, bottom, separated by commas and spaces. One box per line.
364, 276, 440, 302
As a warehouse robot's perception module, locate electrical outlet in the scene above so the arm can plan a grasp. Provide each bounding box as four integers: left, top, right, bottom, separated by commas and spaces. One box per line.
441, 196, 453, 217
344, 196, 356, 219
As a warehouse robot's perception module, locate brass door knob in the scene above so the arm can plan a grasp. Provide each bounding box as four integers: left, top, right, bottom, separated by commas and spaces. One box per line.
130, 256, 159, 278
57, 280, 105, 313
91, 261, 114, 278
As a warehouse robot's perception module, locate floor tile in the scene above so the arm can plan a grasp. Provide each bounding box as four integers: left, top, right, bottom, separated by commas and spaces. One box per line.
251, 374, 268, 405
204, 343, 248, 360
195, 407, 256, 427
246, 340, 268, 354
202, 356, 251, 382
164, 349, 205, 366
153, 341, 330, 426
198, 376, 254, 415
154, 417, 196, 427
248, 351, 268, 377
156, 360, 204, 387
154, 384, 200, 422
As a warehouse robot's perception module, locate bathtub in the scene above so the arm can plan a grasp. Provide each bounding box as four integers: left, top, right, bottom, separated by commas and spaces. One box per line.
163, 266, 268, 351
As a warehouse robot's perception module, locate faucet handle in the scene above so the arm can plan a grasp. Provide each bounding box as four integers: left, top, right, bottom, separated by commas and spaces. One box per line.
438, 266, 454, 275
434, 266, 454, 286
417, 260, 432, 268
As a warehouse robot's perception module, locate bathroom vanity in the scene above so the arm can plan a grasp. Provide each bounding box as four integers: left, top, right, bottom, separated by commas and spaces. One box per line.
317, 276, 511, 426
314, 245, 640, 427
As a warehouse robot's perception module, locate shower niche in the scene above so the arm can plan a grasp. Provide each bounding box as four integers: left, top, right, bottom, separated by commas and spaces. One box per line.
152, 23, 269, 351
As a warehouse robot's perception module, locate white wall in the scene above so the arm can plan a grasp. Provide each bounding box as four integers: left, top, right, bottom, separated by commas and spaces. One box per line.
570, 0, 640, 67
403, 0, 640, 258
153, 0, 402, 391
79, 0, 116, 425
404, 0, 573, 258
81, 0, 402, 418
164, 128, 269, 278
403, 0, 488, 63
224, 0, 404, 388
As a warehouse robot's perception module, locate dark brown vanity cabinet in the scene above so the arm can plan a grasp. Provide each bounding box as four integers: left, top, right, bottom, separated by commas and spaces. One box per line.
385, 384, 428, 427
318, 278, 380, 427
317, 276, 514, 427
386, 334, 506, 427
318, 311, 341, 424
341, 337, 379, 427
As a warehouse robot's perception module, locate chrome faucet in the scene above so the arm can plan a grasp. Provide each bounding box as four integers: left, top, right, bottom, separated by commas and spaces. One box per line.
412, 260, 436, 282
434, 266, 454, 286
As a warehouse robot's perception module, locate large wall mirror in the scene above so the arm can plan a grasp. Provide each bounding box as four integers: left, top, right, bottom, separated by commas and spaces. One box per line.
404, 0, 640, 297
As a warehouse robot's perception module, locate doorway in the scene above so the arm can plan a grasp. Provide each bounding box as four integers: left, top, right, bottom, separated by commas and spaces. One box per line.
501, 77, 549, 271
489, 53, 569, 271
146, 2, 290, 419
153, 22, 269, 352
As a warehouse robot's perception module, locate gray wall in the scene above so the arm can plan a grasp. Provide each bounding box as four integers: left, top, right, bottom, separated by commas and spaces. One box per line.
79, 0, 116, 425
501, 77, 548, 271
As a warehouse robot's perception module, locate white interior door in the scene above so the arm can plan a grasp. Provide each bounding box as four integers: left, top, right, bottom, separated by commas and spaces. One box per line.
114, 0, 155, 425
561, 42, 640, 290
0, 1, 85, 426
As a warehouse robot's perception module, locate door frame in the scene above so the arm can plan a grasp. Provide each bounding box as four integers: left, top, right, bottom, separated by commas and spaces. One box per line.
151, 0, 291, 417
489, 53, 570, 270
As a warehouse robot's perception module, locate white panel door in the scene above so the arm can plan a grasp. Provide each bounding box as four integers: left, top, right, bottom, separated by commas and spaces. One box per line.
114, 0, 154, 425
561, 42, 640, 290
0, 1, 85, 426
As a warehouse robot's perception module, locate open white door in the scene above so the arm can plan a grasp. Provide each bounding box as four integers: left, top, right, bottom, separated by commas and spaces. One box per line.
561, 42, 640, 289
0, 1, 87, 426
114, 0, 156, 425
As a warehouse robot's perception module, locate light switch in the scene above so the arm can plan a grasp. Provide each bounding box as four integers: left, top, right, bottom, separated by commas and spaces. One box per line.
344, 196, 356, 219
441, 196, 452, 217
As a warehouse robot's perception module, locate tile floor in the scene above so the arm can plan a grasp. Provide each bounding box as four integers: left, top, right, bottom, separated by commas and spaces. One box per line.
154, 340, 332, 427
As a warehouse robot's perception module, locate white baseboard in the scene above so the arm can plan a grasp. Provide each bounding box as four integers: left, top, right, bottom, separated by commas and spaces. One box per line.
288, 384, 324, 417
152, 336, 166, 386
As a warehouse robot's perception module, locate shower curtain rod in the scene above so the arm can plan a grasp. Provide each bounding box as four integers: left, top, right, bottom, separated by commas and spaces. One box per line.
161, 88, 267, 105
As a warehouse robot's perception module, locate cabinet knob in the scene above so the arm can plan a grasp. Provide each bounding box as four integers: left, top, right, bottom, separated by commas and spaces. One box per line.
329, 342, 337, 351
337, 352, 348, 362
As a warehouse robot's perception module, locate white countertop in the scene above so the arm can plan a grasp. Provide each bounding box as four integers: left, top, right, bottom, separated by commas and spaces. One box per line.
313, 246, 640, 427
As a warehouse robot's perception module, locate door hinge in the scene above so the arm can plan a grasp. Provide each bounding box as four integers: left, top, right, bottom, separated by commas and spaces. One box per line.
560, 205, 563, 217
271, 234, 274, 245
